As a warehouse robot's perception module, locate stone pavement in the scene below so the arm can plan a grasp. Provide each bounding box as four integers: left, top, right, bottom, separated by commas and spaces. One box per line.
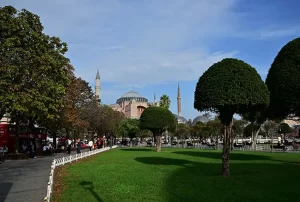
0, 149, 88, 202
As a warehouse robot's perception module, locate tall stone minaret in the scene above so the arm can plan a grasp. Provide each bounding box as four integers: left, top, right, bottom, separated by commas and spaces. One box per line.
95, 70, 101, 104
154, 92, 156, 105
177, 82, 182, 116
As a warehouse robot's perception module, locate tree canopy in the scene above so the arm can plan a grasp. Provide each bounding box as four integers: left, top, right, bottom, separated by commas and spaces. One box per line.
194, 58, 269, 125
118, 118, 140, 143
0, 6, 71, 124
266, 37, 300, 119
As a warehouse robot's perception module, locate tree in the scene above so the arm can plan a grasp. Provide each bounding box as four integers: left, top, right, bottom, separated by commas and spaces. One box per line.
140, 107, 176, 152
88, 105, 124, 138
266, 37, 300, 119
118, 118, 140, 147
206, 119, 223, 148
175, 123, 188, 146
263, 120, 278, 152
242, 111, 267, 150
0, 6, 71, 151
231, 119, 248, 149
278, 123, 292, 141
1, 7, 70, 123
194, 58, 269, 176
159, 95, 171, 109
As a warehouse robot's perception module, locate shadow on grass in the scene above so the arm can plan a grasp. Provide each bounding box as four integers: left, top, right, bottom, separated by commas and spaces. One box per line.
135, 157, 300, 202
79, 181, 103, 202
120, 148, 154, 152
173, 151, 272, 161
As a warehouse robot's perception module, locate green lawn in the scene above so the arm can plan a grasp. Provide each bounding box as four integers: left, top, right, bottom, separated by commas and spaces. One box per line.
54, 147, 300, 202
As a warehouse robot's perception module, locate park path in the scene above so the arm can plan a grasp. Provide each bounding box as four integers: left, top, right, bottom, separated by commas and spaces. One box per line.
0, 150, 88, 202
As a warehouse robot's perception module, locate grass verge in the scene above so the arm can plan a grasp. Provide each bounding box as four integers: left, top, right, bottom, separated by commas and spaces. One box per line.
52, 147, 300, 202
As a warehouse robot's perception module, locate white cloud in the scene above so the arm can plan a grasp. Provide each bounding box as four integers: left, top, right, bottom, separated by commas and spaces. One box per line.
1, 0, 297, 88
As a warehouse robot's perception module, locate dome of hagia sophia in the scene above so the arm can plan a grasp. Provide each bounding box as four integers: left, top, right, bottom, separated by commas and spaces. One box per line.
116, 90, 148, 105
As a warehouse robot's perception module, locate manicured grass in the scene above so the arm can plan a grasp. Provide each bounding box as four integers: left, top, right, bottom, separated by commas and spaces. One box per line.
54, 148, 300, 202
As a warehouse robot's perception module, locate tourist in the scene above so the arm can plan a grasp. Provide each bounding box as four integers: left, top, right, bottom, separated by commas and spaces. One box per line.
76, 138, 82, 154
66, 138, 72, 154
97, 138, 101, 149
88, 139, 93, 151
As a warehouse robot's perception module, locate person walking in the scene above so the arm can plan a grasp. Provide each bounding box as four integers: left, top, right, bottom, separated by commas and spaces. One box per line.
66, 138, 72, 154
76, 138, 82, 154
88, 139, 93, 151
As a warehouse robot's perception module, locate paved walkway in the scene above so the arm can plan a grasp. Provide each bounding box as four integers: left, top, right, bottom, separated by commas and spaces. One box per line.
0, 150, 88, 202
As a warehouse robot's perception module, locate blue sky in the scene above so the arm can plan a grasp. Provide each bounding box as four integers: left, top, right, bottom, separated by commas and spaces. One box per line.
1, 0, 300, 120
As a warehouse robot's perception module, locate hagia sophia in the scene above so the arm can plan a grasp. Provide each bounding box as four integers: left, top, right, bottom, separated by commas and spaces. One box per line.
94, 71, 209, 124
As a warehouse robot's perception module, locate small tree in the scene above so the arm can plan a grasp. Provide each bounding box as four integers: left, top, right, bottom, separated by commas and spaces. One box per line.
194, 58, 269, 176
263, 120, 278, 152
242, 111, 267, 150
231, 119, 248, 150
118, 118, 140, 147
278, 123, 292, 141
140, 107, 176, 152
266, 37, 300, 119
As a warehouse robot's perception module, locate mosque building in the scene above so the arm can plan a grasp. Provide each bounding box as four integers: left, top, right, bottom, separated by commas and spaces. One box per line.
94, 71, 188, 122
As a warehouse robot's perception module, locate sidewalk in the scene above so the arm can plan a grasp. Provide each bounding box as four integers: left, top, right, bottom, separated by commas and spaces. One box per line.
0, 150, 88, 202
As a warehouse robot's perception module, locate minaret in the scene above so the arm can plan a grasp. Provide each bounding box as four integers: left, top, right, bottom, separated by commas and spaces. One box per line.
154, 92, 156, 105
177, 82, 182, 116
95, 70, 101, 104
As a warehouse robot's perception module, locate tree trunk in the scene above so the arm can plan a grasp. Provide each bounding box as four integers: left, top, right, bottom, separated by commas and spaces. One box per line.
222, 123, 231, 177
251, 132, 254, 150
254, 128, 260, 151
230, 133, 234, 151
271, 132, 273, 152
216, 134, 219, 150
156, 135, 162, 152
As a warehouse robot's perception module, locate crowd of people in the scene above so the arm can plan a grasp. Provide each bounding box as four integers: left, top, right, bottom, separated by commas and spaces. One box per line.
63, 137, 107, 155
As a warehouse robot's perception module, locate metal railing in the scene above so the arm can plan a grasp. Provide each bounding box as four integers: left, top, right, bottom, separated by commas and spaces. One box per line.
44, 145, 118, 202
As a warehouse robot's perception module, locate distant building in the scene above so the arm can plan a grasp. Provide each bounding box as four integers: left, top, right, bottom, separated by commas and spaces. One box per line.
94, 71, 187, 121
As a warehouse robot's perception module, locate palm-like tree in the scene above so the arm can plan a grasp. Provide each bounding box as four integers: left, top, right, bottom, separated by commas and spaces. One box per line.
159, 94, 171, 109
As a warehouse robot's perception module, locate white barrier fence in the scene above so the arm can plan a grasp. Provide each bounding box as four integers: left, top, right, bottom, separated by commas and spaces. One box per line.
44, 146, 118, 202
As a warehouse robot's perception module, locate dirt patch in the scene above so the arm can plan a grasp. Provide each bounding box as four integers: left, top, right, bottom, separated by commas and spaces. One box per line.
51, 150, 110, 202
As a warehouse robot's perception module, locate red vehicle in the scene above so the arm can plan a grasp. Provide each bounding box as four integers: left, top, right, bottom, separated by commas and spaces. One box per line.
0, 124, 47, 154
0, 124, 17, 153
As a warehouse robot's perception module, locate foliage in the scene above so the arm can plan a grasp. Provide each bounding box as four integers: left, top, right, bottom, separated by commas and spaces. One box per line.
88, 105, 124, 137
138, 129, 152, 138
194, 58, 269, 125
159, 94, 171, 109
118, 118, 140, 140
263, 120, 278, 137
266, 37, 300, 119
232, 119, 248, 137
278, 123, 292, 134
206, 119, 223, 137
140, 107, 176, 135
175, 123, 188, 138
0, 6, 71, 123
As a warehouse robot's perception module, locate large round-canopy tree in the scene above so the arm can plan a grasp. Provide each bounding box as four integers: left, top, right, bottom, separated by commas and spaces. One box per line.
140, 106, 176, 152
194, 58, 269, 176
266, 37, 300, 119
